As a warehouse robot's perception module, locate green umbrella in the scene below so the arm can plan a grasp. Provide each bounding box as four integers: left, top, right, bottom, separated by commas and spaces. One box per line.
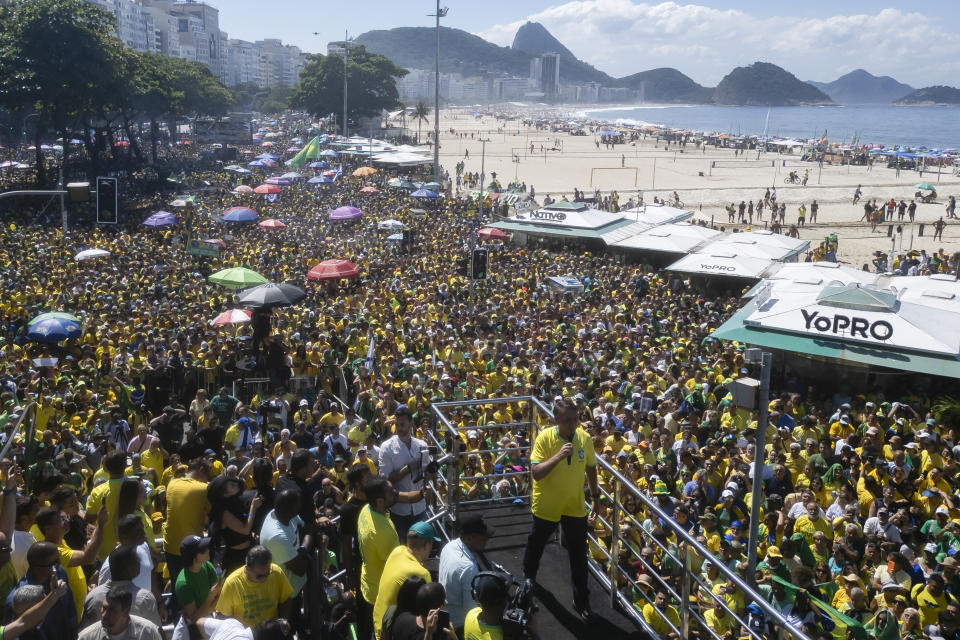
422, 181, 442, 191
915, 183, 936, 191
28, 311, 80, 326
208, 267, 269, 290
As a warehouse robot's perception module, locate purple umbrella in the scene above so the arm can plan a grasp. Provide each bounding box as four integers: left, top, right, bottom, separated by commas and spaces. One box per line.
328, 206, 363, 221
265, 176, 291, 186
142, 210, 177, 227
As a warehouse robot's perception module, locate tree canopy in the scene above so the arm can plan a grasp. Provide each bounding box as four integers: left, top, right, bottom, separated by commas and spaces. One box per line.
290, 45, 408, 124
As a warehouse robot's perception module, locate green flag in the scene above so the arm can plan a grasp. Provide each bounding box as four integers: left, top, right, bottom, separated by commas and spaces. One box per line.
286, 135, 321, 168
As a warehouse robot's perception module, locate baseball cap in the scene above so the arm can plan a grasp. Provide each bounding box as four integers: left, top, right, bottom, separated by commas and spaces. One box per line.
179, 535, 211, 562
408, 521, 441, 542
467, 430, 478, 439
721, 489, 734, 499
473, 573, 509, 604
937, 506, 950, 515
925, 542, 939, 553
881, 581, 901, 591
203, 449, 216, 457
766, 546, 782, 558
299, 399, 309, 406
460, 514, 495, 538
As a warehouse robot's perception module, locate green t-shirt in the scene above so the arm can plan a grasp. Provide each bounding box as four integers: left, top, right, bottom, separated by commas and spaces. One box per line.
175, 561, 218, 609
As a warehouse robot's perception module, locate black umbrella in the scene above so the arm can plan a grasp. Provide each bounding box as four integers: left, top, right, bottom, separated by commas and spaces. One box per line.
237, 283, 306, 308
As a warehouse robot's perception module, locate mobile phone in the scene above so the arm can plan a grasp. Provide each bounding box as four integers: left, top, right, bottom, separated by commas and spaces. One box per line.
436, 609, 450, 629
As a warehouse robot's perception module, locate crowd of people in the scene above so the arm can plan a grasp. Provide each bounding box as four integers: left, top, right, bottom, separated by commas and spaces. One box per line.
0, 117, 956, 640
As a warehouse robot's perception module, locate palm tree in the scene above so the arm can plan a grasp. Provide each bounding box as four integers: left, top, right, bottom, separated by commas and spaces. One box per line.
412, 102, 430, 144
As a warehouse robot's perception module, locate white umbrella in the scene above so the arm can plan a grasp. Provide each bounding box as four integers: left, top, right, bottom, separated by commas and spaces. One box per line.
75, 248, 111, 261
377, 219, 406, 231
281, 172, 302, 180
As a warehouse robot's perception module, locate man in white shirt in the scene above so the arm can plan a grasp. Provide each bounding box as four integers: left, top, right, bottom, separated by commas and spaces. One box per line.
322, 424, 350, 457
378, 405, 428, 541
438, 515, 493, 631
259, 490, 307, 597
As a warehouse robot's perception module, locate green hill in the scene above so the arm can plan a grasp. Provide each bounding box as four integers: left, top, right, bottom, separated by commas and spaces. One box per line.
894, 85, 960, 105
354, 26, 613, 86
616, 68, 713, 104
714, 62, 834, 106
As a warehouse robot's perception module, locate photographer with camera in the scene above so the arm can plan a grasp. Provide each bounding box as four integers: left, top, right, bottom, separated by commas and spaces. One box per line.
522, 398, 599, 621
379, 406, 430, 542
465, 572, 538, 640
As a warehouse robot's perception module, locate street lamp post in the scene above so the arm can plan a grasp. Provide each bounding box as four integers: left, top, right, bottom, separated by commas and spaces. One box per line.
342, 30, 350, 138
429, 3, 448, 183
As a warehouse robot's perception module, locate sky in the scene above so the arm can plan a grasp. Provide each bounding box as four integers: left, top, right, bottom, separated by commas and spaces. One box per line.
215, 0, 960, 87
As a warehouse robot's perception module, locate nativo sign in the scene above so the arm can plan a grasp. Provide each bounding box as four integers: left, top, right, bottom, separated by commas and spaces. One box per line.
528, 210, 567, 222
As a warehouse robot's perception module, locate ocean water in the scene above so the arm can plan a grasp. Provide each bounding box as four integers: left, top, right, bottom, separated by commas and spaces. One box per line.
581, 105, 960, 150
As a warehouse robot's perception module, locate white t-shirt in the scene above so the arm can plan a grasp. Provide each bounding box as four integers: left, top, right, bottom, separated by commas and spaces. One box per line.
11, 529, 36, 579
98, 542, 154, 593
259, 511, 306, 596
172, 616, 252, 640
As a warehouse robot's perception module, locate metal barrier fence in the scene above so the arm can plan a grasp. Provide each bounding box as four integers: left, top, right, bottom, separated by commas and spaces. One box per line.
428, 396, 810, 640
427, 396, 553, 530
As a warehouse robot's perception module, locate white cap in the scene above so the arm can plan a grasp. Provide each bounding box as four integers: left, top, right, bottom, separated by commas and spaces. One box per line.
721, 489, 734, 499
467, 430, 478, 439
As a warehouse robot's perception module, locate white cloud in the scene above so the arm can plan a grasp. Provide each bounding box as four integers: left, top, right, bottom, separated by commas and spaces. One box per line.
474, 1, 958, 86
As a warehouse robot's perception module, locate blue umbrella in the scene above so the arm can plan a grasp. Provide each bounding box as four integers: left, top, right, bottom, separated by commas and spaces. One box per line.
308, 176, 334, 184
142, 211, 177, 227
599, 130, 617, 136
410, 188, 440, 199
308, 161, 329, 169
221, 207, 259, 223
320, 149, 338, 157
27, 317, 81, 343
255, 153, 280, 160
248, 159, 271, 167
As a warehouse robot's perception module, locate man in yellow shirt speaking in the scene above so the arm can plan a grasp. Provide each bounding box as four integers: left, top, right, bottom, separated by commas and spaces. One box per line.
522, 398, 599, 620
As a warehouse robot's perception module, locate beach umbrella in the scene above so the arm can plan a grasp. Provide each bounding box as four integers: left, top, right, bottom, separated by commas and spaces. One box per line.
0, 161, 17, 168
221, 207, 259, 223
256, 153, 280, 160
232, 185, 254, 194
261, 141, 275, 147
237, 283, 306, 308
27, 317, 81, 343
208, 267, 269, 289
281, 172, 302, 180
915, 183, 936, 191
257, 219, 287, 229
233, 168, 253, 174
352, 166, 377, 177
248, 159, 276, 168
307, 259, 360, 280
308, 161, 329, 169
320, 149, 338, 157
75, 248, 110, 261
378, 219, 405, 231
422, 181, 442, 191
329, 206, 363, 221
265, 176, 291, 186
142, 211, 178, 227
285, 147, 301, 153
308, 176, 334, 184
210, 308, 252, 326
360, 186, 379, 193
410, 188, 440, 199
386, 232, 403, 242
114, 140, 130, 147
28, 311, 80, 326
253, 183, 282, 194
478, 227, 509, 240
388, 179, 416, 190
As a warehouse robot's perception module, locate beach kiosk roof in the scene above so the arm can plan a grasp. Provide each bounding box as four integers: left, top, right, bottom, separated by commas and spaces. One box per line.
611, 222, 722, 254
700, 229, 810, 261
490, 201, 636, 241
743, 262, 882, 298
712, 281, 960, 377
666, 251, 775, 280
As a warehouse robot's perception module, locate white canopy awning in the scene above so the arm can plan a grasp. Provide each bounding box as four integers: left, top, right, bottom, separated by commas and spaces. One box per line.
611, 222, 722, 253
666, 251, 774, 279
701, 230, 809, 261
745, 262, 882, 297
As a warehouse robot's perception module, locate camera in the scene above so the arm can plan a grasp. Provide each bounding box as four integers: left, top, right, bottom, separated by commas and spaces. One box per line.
491, 563, 538, 639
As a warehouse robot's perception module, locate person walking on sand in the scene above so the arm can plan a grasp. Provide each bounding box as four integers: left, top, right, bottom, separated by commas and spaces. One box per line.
798, 204, 806, 227
810, 200, 818, 223
934, 217, 946, 240
853, 185, 862, 204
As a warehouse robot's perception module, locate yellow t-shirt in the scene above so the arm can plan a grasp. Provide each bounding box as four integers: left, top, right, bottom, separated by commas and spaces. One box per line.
530, 426, 596, 522
463, 607, 504, 640
140, 448, 165, 480
913, 584, 948, 627
163, 477, 210, 556
59, 540, 85, 618
642, 603, 681, 637
85, 478, 123, 561
373, 545, 431, 639
357, 504, 399, 605
704, 608, 737, 636
216, 563, 293, 627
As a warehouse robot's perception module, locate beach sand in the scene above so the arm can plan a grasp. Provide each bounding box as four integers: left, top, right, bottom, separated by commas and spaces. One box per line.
431, 109, 960, 270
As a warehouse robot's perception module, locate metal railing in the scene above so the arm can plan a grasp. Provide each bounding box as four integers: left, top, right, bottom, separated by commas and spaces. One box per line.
428, 396, 553, 530
429, 395, 809, 640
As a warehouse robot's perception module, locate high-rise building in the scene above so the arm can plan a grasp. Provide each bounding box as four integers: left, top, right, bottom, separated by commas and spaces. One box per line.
529, 53, 560, 97
86, 0, 155, 51
256, 39, 305, 88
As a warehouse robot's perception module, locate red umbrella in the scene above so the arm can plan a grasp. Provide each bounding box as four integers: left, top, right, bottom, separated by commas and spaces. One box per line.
210, 308, 252, 326
307, 259, 360, 280
478, 227, 509, 240
258, 218, 287, 229
254, 183, 282, 194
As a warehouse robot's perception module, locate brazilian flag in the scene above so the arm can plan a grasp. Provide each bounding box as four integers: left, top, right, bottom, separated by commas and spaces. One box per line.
286, 136, 321, 168
771, 576, 867, 640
